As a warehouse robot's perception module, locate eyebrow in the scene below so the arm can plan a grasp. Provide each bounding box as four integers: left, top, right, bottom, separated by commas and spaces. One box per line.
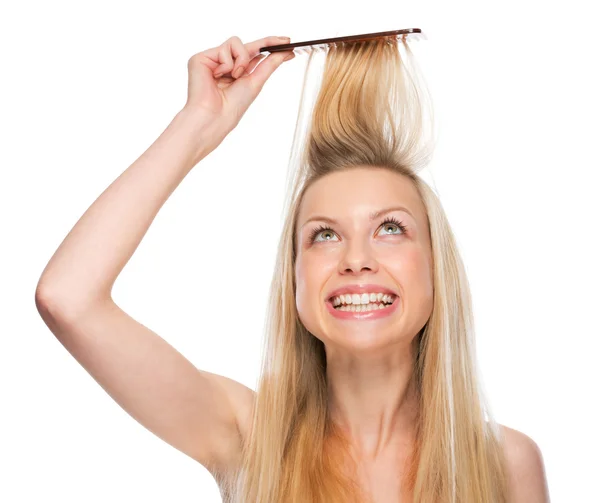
300, 205, 415, 230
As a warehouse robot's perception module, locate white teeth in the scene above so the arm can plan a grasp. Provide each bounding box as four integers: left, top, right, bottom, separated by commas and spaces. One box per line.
331, 292, 396, 307
336, 303, 387, 312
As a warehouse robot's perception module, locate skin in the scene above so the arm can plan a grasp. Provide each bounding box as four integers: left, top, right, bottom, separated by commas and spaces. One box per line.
294, 166, 434, 465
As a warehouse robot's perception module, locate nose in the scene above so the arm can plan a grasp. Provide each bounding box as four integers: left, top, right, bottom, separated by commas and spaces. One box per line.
338, 241, 379, 275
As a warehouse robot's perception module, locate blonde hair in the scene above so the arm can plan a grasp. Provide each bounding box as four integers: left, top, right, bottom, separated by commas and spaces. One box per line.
218, 35, 510, 503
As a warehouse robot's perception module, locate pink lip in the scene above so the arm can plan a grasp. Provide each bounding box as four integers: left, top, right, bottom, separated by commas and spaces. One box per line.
325, 294, 400, 320
325, 283, 398, 301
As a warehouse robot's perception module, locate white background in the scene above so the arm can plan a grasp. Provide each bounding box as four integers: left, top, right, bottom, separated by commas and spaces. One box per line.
2, 1, 598, 501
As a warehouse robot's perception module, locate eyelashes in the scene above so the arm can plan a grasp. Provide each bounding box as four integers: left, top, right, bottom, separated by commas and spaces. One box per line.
308, 216, 408, 243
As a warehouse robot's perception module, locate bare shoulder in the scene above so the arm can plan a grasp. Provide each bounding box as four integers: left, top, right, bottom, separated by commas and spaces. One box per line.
499, 424, 551, 502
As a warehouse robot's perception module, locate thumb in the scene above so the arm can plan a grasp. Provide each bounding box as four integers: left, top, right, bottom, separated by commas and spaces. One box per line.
247, 50, 295, 91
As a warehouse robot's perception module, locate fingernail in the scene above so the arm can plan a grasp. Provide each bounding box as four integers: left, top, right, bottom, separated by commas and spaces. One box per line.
214, 72, 223, 79
283, 53, 295, 62
277, 36, 291, 41
233, 67, 243, 78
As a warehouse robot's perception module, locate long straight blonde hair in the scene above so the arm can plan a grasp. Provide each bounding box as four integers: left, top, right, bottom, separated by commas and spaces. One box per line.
217, 34, 510, 503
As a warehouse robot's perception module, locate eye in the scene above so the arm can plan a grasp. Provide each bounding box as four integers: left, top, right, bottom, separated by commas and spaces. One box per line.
309, 224, 339, 243
378, 216, 408, 236
308, 216, 408, 243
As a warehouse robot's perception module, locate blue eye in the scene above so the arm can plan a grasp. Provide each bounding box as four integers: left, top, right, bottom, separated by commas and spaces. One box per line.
309, 216, 408, 243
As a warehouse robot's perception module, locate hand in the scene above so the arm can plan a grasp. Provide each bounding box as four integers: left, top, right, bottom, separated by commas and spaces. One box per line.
181, 35, 295, 143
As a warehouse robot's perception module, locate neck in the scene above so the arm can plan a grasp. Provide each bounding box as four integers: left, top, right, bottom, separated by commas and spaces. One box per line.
326, 350, 419, 462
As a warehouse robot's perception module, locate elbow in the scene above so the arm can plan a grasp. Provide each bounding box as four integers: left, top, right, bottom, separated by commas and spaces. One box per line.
35, 282, 70, 325
35, 281, 114, 325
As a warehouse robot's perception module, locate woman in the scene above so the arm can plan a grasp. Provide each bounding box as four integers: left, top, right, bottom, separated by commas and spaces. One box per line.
35, 34, 550, 502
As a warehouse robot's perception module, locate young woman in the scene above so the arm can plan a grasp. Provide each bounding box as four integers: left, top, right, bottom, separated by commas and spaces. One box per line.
35, 34, 549, 502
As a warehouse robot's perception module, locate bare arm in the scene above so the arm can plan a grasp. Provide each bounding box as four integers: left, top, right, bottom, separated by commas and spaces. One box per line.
35, 108, 214, 312
35, 33, 294, 310
34, 36, 294, 476
36, 298, 255, 476
33, 108, 254, 475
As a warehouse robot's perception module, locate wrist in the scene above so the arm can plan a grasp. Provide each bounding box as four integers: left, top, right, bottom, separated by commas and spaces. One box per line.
172, 108, 224, 162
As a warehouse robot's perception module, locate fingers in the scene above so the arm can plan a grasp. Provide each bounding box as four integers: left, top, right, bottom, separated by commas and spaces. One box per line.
244, 36, 291, 58
213, 36, 246, 78
214, 43, 235, 78
212, 36, 291, 79
229, 37, 251, 79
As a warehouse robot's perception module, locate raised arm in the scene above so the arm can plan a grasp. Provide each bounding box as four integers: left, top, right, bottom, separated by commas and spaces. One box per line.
35, 35, 294, 478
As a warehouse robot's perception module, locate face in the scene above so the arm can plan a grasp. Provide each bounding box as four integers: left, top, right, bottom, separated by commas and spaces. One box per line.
294, 167, 434, 354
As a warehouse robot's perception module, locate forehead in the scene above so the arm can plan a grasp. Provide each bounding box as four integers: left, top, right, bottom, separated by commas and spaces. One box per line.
297, 167, 425, 227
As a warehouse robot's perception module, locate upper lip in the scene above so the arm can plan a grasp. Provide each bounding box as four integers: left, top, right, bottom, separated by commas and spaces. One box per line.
325, 284, 399, 302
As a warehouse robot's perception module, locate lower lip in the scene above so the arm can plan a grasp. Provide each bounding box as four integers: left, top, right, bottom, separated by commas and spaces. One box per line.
325, 296, 400, 320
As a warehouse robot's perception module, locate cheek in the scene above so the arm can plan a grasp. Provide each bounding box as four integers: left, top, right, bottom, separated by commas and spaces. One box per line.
399, 247, 434, 305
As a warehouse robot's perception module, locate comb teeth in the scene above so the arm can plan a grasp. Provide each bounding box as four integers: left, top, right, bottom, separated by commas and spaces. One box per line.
406, 32, 427, 42
293, 31, 427, 55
